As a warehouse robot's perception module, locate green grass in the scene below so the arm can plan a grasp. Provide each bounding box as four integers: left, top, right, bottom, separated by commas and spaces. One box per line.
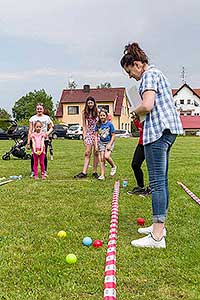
0, 137, 200, 300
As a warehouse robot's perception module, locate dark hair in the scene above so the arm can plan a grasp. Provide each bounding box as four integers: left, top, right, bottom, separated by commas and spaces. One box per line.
83, 96, 98, 119
96, 108, 108, 127
34, 120, 42, 129
120, 42, 149, 68
44, 108, 50, 116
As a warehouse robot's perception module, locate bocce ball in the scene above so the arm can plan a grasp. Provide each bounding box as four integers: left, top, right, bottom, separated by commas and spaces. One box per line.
136, 218, 145, 226
57, 230, 67, 238
82, 236, 93, 246
93, 240, 103, 248
66, 254, 77, 264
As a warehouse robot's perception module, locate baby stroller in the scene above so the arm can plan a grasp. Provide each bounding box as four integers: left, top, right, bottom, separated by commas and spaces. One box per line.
1, 120, 32, 160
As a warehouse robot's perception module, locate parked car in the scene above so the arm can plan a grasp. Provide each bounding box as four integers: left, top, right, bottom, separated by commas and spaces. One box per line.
51, 124, 68, 139
196, 130, 200, 136
115, 129, 132, 138
66, 124, 83, 140
0, 125, 28, 140
0, 128, 10, 140
13, 125, 29, 136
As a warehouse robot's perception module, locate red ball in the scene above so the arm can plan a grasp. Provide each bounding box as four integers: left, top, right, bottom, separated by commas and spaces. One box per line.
137, 218, 145, 226
93, 240, 103, 248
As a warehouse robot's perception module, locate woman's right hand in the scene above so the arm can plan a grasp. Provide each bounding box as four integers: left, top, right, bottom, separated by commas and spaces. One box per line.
26, 143, 30, 150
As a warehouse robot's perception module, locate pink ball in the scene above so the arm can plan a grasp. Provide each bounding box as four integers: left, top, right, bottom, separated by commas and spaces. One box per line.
137, 218, 145, 226
93, 240, 103, 248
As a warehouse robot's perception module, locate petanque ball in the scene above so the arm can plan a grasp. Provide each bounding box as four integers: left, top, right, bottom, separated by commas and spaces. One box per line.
66, 254, 77, 264
93, 240, 103, 248
82, 237, 93, 246
137, 218, 145, 226
57, 230, 67, 238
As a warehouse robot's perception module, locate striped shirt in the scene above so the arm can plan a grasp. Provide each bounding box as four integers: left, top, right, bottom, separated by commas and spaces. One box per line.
139, 65, 183, 145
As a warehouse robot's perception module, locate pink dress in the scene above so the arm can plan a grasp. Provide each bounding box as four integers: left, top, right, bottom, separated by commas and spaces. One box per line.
31, 133, 46, 153
84, 114, 98, 145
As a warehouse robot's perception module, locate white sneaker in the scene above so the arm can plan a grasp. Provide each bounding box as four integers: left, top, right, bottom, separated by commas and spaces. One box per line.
30, 172, 34, 178
110, 165, 117, 176
131, 234, 166, 248
138, 225, 167, 237
98, 175, 105, 180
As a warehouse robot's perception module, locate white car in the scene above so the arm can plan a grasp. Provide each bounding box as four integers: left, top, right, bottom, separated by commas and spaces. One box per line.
66, 124, 83, 140
115, 129, 132, 138
196, 130, 200, 136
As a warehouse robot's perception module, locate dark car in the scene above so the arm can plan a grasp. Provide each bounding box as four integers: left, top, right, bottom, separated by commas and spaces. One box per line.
13, 126, 29, 136
51, 124, 68, 139
0, 128, 10, 140
0, 125, 28, 140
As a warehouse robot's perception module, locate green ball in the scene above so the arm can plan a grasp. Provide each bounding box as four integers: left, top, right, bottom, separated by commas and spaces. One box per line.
66, 254, 77, 264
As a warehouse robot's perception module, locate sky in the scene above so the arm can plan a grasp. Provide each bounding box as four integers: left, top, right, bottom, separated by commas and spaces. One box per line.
0, 0, 200, 114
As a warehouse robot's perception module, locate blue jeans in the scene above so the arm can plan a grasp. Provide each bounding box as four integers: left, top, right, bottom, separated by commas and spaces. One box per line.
144, 130, 177, 223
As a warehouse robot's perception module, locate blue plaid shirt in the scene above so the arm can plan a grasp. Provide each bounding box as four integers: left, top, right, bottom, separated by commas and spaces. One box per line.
139, 65, 183, 145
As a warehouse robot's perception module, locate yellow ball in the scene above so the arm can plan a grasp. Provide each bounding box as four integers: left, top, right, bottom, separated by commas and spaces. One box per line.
66, 254, 77, 264
57, 230, 67, 238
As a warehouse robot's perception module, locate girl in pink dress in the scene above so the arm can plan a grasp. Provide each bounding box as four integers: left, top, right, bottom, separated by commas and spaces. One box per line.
31, 121, 46, 180
74, 97, 99, 179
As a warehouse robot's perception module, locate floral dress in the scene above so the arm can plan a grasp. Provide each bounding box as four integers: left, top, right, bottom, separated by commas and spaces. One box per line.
84, 114, 98, 145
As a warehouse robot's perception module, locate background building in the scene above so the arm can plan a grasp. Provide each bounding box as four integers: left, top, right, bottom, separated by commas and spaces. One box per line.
55, 85, 131, 131
173, 83, 200, 135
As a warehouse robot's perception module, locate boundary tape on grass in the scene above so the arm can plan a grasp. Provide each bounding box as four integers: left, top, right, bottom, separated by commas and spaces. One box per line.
0, 179, 13, 186
177, 181, 200, 206
103, 180, 120, 300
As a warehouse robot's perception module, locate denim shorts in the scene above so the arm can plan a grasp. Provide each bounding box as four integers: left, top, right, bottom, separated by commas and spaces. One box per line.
98, 141, 114, 152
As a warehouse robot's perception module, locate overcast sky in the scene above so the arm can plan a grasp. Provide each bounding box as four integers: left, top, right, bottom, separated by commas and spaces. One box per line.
1, 0, 200, 113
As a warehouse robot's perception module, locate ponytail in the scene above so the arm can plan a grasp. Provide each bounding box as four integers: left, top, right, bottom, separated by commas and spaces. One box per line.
120, 42, 148, 68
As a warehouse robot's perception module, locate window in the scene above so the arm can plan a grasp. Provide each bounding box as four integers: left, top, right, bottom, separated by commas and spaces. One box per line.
122, 105, 126, 115
68, 106, 79, 115
98, 105, 109, 113
187, 99, 191, 105
180, 99, 184, 105
125, 123, 127, 130
121, 123, 124, 129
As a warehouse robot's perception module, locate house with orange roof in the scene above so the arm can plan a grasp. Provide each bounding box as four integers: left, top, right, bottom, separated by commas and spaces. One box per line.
55, 85, 131, 131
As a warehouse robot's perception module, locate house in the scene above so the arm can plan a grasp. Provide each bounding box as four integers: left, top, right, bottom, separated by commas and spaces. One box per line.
55, 85, 131, 131
172, 83, 200, 116
172, 83, 200, 134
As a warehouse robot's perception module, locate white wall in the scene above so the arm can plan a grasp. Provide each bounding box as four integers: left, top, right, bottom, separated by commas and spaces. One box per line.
174, 87, 200, 115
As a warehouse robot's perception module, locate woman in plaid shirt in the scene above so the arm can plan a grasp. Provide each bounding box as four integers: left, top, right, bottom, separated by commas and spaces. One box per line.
121, 42, 183, 248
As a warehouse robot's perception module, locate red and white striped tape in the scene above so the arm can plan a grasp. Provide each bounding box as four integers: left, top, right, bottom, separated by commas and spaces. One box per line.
104, 180, 120, 300
177, 181, 200, 206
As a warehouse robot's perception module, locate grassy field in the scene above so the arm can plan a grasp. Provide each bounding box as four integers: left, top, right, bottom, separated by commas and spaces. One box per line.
0, 137, 200, 300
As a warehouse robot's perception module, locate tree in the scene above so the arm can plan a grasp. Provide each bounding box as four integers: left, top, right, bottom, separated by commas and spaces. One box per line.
12, 89, 54, 122
0, 108, 11, 119
97, 82, 112, 89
